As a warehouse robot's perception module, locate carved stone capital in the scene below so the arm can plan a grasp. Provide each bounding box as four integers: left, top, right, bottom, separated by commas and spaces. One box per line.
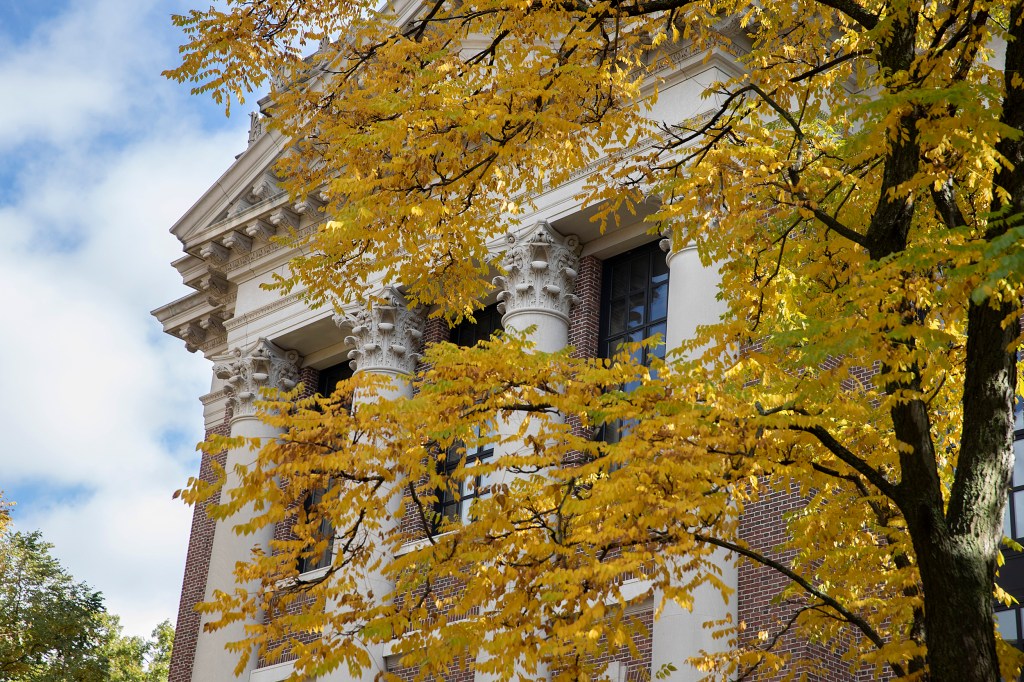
212, 338, 302, 418
333, 287, 424, 376
493, 221, 581, 322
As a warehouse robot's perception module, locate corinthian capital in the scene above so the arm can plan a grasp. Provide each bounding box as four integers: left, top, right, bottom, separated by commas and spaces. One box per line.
493, 221, 581, 322
213, 338, 302, 418
334, 286, 425, 376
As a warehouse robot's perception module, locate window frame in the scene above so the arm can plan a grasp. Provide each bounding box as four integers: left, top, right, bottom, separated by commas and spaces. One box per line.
596, 240, 670, 445
432, 303, 501, 528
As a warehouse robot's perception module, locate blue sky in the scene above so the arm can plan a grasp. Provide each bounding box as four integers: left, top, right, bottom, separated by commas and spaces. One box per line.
0, 0, 259, 637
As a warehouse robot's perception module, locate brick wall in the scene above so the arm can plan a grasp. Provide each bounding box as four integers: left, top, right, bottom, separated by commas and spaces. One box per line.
738, 480, 864, 681
169, 412, 231, 682
566, 254, 602, 465
386, 654, 476, 682
571, 607, 654, 681
569, 255, 602, 361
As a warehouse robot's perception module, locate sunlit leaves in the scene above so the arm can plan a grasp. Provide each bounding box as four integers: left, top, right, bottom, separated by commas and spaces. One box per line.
169, 0, 1024, 679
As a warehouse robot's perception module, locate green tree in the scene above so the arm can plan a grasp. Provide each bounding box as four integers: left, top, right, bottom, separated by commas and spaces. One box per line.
99, 616, 173, 682
0, 530, 107, 681
0, 496, 173, 682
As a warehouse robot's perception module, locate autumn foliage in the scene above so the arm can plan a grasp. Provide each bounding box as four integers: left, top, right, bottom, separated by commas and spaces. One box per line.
168, 0, 1024, 679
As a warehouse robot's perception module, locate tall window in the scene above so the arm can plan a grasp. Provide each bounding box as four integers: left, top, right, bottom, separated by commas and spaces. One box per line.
435, 304, 501, 528
997, 411, 1024, 646
599, 240, 670, 365
598, 241, 670, 443
297, 362, 353, 574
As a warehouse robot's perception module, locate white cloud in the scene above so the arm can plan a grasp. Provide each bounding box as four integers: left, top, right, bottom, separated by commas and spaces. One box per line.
0, 0, 253, 637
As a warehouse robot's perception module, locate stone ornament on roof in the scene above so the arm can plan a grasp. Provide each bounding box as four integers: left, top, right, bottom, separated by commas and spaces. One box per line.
212, 338, 302, 418
334, 286, 425, 376
493, 221, 581, 323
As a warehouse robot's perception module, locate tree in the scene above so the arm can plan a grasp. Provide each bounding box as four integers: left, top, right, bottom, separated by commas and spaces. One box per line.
100, 616, 174, 682
167, 0, 1024, 680
0, 495, 174, 682
0, 527, 107, 680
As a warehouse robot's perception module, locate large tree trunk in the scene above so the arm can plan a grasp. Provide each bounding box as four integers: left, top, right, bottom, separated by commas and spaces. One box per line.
909, 515, 1003, 681
913, 4, 1024, 680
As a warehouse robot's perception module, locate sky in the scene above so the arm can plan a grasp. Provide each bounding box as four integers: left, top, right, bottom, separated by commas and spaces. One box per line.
0, 0, 258, 638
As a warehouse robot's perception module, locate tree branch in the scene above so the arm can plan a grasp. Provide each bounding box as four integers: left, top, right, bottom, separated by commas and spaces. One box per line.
693, 533, 906, 679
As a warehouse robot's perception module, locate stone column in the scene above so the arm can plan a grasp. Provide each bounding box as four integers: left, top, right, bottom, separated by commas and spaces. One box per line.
493, 221, 582, 353
192, 339, 302, 682
475, 223, 580, 682
322, 286, 425, 681
661, 236, 725, 358
654, 236, 734, 680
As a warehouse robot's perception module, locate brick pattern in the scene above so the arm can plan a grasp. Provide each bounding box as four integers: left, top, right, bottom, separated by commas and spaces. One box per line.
568, 607, 654, 681
569, 255, 603, 361
738, 480, 852, 681
169, 414, 231, 682
566, 255, 603, 466
422, 315, 452, 346
387, 654, 476, 682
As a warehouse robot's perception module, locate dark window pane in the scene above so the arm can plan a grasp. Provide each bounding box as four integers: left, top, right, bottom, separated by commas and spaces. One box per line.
628, 292, 646, 328
608, 299, 628, 336
997, 609, 1019, 641
629, 256, 649, 292
452, 303, 502, 347
652, 250, 669, 280
651, 282, 669, 321
611, 266, 629, 299
318, 362, 353, 396
1014, 490, 1024, 539
649, 322, 667, 360
1015, 439, 1024, 487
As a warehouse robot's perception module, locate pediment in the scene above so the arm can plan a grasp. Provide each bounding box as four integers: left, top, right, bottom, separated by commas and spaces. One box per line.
170, 122, 290, 250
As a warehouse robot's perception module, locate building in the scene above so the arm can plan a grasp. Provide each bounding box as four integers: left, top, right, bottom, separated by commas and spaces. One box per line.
153, 13, 1024, 682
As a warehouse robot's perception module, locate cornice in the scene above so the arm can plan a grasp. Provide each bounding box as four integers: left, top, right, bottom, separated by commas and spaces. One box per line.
225, 223, 317, 273
152, 291, 207, 324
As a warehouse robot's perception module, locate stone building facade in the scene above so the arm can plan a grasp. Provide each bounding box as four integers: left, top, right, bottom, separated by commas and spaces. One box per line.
152, 13, 1024, 682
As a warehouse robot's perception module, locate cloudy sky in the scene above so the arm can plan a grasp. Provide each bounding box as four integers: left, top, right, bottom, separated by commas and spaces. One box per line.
0, 0, 256, 637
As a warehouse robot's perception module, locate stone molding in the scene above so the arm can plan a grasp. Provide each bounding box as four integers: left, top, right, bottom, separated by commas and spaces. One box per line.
212, 338, 302, 418
223, 290, 305, 333
493, 221, 582, 323
334, 286, 425, 375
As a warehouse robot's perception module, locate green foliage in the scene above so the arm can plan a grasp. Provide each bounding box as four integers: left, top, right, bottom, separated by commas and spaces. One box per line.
0, 529, 108, 681
0, 496, 173, 682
